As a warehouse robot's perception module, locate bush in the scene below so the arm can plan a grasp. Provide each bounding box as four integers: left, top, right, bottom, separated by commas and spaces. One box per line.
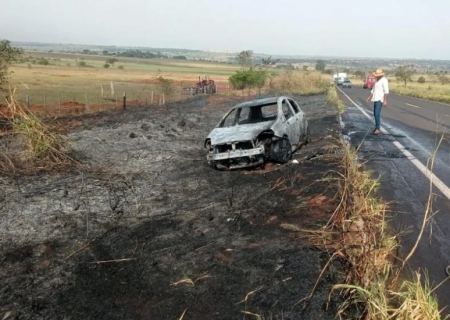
78, 61, 86, 67
103, 63, 110, 68
155, 76, 174, 100
37, 58, 49, 65
118, 65, 124, 70
417, 76, 426, 84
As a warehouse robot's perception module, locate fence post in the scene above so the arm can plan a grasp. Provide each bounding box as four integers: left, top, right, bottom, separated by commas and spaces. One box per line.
122, 92, 126, 110
85, 93, 89, 112
26, 95, 29, 108
44, 94, 46, 107
58, 93, 61, 116
72, 94, 75, 111
151, 91, 154, 104
162, 93, 165, 105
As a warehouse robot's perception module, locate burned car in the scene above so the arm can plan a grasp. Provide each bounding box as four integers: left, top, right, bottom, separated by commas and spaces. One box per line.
204, 96, 310, 170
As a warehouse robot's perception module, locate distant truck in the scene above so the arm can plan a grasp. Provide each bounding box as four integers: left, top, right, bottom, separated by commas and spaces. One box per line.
363, 75, 376, 89
333, 72, 348, 85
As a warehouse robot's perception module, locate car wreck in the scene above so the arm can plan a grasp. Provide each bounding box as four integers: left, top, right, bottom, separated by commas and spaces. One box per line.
204, 96, 310, 170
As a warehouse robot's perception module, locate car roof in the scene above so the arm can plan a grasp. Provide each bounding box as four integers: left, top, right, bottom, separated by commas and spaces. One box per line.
232, 96, 288, 110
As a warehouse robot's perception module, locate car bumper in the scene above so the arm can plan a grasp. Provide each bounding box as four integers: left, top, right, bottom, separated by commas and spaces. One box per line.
207, 146, 265, 161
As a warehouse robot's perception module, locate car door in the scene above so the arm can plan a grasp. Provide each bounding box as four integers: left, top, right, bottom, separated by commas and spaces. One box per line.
288, 98, 306, 140
281, 98, 300, 144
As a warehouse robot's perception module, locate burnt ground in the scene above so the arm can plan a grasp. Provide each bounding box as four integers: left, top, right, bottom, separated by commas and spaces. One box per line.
0, 94, 344, 320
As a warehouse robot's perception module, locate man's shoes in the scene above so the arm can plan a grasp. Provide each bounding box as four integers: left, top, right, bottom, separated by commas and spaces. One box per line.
371, 129, 382, 135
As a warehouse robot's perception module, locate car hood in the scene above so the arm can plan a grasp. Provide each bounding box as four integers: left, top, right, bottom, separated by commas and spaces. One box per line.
208, 121, 275, 145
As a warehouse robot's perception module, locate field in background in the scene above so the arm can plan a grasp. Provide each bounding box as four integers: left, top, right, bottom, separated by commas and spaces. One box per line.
5, 52, 241, 115
388, 74, 450, 104
5, 52, 335, 116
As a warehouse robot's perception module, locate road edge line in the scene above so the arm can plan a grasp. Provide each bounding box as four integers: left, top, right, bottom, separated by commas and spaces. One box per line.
337, 86, 450, 201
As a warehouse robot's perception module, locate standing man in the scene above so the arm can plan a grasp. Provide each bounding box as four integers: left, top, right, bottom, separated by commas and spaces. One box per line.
366, 69, 389, 135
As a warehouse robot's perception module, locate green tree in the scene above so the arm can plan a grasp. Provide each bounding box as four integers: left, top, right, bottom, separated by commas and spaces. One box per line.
417, 76, 426, 84
229, 70, 254, 94
106, 58, 118, 66
261, 56, 279, 67
438, 75, 450, 85
236, 50, 253, 69
395, 65, 415, 87
354, 70, 366, 80
155, 76, 174, 99
102, 50, 109, 55
0, 40, 24, 88
251, 70, 269, 96
37, 58, 49, 65
302, 65, 308, 71
315, 60, 326, 72
78, 60, 87, 67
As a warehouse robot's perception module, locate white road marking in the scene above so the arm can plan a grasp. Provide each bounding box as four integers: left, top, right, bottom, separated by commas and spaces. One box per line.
406, 103, 421, 108
337, 87, 450, 201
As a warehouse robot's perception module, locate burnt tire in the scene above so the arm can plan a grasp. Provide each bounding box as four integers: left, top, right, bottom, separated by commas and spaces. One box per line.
270, 138, 292, 164
304, 126, 311, 144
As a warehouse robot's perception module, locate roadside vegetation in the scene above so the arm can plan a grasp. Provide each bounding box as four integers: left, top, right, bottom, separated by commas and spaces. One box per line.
335, 143, 444, 319
390, 81, 450, 104
326, 85, 345, 113
298, 135, 445, 319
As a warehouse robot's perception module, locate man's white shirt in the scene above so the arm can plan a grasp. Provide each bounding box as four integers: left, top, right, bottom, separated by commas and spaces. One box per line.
371, 77, 389, 102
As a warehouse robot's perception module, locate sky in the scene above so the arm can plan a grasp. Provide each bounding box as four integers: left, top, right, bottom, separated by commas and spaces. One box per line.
2, 0, 450, 60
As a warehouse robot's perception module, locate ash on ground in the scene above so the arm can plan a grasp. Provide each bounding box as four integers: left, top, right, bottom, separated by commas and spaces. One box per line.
1, 94, 344, 320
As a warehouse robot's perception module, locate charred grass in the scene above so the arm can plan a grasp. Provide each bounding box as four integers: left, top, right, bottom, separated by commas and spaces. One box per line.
0, 93, 349, 319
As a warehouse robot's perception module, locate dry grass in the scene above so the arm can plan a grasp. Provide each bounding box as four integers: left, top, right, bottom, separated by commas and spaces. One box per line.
297, 141, 445, 319
330, 144, 445, 320
0, 88, 72, 173
270, 70, 329, 96
327, 85, 346, 113
8, 56, 236, 110
389, 82, 450, 104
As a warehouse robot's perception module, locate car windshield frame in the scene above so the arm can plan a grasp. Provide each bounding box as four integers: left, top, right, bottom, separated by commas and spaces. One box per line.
219, 103, 279, 127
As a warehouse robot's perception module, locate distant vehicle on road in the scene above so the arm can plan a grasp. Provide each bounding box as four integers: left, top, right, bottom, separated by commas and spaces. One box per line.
363, 75, 376, 89
333, 73, 348, 86
342, 80, 352, 88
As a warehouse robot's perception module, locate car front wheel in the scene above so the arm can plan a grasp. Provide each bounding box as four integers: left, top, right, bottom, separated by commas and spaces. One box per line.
270, 138, 292, 163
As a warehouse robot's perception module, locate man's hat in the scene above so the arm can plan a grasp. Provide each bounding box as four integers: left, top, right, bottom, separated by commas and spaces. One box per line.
372, 68, 385, 76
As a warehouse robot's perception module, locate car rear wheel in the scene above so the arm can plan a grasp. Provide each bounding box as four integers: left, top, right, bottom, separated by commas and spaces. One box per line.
270, 138, 292, 163
305, 126, 311, 144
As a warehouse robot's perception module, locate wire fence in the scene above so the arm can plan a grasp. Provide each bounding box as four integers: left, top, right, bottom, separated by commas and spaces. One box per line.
9, 81, 232, 117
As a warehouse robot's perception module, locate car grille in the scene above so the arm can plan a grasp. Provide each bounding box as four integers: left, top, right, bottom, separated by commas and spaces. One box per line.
216, 141, 253, 152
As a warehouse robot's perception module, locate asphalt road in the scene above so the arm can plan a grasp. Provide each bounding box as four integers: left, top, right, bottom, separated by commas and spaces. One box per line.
337, 85, 450, 311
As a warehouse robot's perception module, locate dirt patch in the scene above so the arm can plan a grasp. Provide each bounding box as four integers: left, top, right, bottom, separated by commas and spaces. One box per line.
0, 94, 344, 319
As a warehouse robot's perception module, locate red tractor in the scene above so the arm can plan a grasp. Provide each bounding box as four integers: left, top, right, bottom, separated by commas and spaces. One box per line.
192, 76, 217, 95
